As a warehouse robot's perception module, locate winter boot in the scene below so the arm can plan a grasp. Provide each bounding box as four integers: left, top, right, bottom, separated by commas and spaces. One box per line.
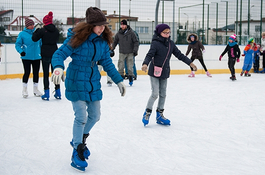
33, 83, 42, 97
70, 134, 91, 159
206, 71, 212, 77
54, 89, 61, 99
41, 89, 50, 101
142, 109, 152, 126
156, 109, 170, 125
230, 75, 236, 81
244, 71, 251, 77
129, 76, 133, 86
71, 143, 88, 172
188, 71, 195, 77
240, 71, 244, 76
22, 83, 28, 98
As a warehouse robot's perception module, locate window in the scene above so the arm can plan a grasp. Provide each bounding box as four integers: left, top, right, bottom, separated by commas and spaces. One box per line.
108, 25, 112, 30
255, 25, 260, 32
135, 27, 149, 34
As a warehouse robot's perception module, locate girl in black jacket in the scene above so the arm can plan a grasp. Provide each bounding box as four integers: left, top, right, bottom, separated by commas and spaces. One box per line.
141, 24, 197, 126
32, 11, 60, 100
219, 34, 241, 81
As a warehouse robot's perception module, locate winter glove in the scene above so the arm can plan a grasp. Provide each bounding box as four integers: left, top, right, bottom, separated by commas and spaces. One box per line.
133, 52, 138, 56
219, 55, 222, 61
242, 54, 245, 56
20, 52, 26, 56
142, 64, 148, 72
190, 62, 197, 71
236, 58, 240, 62
51, 68, 65, 85
110, 50, 115, 57
117, 82, 126, 96
202, 50, 206, 53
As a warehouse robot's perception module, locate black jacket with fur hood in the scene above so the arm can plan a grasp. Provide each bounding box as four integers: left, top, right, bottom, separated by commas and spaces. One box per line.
185, 33, 205, 58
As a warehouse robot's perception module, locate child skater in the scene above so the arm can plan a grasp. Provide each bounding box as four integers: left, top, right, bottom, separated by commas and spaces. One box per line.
253, 44, 261, 73
50, 7, 126, 172
141, 24, 197, 126
186, 33, 211, 77
219, 34, 241, 81
240, 37, 259, 77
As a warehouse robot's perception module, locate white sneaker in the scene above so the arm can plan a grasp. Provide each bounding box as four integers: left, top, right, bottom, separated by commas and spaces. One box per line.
33, 84, 43, 97
22, 86, 28, 98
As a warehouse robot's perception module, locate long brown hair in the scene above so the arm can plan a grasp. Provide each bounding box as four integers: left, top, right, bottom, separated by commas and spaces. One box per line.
70, 22, 113, 49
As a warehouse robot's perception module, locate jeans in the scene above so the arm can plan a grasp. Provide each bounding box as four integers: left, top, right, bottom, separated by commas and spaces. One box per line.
72, 100, 101, 149
146, 76, 167, 110
125, 57, 137, 77
118, 53, 134, 76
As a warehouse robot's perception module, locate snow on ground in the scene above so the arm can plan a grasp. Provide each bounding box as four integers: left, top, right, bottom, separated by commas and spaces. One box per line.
0, 74, 265, 175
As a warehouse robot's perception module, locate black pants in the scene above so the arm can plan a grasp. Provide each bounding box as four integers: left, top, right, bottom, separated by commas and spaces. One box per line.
42, 57, 60, 90
228, 58, 236, 76
22, 59, 40, 83
190, 56, 208, 72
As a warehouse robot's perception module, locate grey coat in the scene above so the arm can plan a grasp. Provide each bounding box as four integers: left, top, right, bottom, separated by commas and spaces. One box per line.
112, 25, 139, 54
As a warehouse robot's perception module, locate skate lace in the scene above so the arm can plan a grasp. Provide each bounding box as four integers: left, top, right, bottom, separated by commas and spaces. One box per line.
144, 112, 151, 120
158, 113, 167, 120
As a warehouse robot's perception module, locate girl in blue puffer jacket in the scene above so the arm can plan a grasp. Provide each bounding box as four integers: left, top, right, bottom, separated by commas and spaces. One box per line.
51, 7, 126, 172
15, 18, 42, 98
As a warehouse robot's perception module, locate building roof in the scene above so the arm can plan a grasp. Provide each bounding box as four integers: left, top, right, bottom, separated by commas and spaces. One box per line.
0, 10, 14, 16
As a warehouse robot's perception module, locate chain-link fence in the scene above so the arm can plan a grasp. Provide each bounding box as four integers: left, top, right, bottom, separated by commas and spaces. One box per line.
1, 0, 265, 45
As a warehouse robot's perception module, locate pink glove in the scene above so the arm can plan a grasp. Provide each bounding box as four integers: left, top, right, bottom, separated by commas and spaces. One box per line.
202, 50, 206, 53
237, 58, 240, 62
219, 55, 222, 61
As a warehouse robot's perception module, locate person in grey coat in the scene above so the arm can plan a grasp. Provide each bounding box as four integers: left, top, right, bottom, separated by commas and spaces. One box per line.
112, 19, 139, 86
141, 24, 197, 126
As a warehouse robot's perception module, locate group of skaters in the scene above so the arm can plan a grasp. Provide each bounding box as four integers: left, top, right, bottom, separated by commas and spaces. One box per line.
9, 6, 265, 172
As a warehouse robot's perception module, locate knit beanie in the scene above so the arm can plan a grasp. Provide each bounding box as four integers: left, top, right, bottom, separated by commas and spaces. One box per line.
121, 20, 127, 25
248, 37, 254, 44
229, 34, 236, 41
43, 11, 53, 26
156, 24, 170, 35
86, 7, 108, 25
25, 18, 34, 28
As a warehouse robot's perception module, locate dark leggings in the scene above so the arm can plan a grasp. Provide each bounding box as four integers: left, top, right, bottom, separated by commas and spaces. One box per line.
42, 57, 60, 90
190, 56, 208, 72
228, 58, 236, 76
22, 59, 40, 83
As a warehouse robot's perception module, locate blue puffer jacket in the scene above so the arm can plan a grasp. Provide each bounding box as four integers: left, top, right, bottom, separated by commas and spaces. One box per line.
15, 27, 41, 60
52, 28, 123, 102
143, 32, 192, 79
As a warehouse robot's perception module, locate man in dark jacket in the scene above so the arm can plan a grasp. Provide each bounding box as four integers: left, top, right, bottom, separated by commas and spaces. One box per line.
32, 11, 60, 101
112, 19, 139, 86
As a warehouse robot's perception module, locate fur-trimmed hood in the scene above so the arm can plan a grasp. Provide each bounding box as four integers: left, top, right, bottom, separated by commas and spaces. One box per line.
187, 33, 198, 43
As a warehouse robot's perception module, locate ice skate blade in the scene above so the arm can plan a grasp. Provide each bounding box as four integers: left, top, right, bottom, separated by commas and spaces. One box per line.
71, 162, 86, 172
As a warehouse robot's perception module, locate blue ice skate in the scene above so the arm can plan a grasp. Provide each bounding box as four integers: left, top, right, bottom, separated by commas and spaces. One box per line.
129, 76, 133, 86
156, 109, 170, 125
71, 144, 88, 172
41, 89, 50, 101
54, 89, 61, 99
142, 109, 152, 126
70, 141, 90, 159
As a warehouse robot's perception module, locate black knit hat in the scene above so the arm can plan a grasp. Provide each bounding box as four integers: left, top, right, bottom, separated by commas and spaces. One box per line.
86, 7, 109, 25
121, 19, 127, 25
